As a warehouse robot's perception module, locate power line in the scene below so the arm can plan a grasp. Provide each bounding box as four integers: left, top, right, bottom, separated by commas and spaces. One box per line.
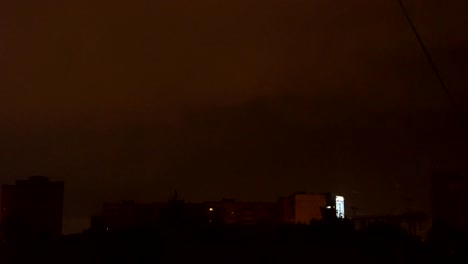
397, 0, 468, 134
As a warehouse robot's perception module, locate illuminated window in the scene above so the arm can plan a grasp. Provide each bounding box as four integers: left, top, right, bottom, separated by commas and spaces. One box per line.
335, 196, 345, 218
209, 208, 213, 211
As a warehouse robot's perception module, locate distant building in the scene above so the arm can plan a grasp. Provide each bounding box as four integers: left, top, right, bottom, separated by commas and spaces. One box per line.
95, 199, 204, 232
352, 212, 431, 240
91, 192, 345, 231
431, 171, 468, 234
1, 176, 64, 240
203, 199, 278, 225
277, 192, 344, 224
100, 201, 161, 231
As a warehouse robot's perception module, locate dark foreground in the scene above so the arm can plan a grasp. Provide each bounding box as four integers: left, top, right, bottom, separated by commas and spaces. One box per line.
0, 222, 467, 263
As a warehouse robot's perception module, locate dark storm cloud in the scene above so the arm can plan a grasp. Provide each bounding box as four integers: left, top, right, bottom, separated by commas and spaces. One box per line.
1, 0, 468, 233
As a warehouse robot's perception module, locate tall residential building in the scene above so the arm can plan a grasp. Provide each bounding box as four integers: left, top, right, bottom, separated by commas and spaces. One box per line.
1, 176, 64, 240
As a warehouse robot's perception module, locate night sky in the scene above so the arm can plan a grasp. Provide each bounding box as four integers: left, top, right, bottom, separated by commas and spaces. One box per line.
1, 0, 468, 234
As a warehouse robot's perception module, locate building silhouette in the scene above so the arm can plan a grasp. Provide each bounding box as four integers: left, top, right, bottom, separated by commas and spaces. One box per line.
203, 199, 278, 225
91, 192, 345, 232
431, 171, 468, 234
352, 212, 430, 240
99, 200, 159, 231
278, 192, 344, 224
1, 176, 64, 241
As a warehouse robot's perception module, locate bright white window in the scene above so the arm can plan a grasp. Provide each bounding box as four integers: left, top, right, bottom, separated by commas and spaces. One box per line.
335, 196, 345, 218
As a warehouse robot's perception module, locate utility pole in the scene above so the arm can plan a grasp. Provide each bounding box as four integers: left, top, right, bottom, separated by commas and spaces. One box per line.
396, 0, 468, 134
